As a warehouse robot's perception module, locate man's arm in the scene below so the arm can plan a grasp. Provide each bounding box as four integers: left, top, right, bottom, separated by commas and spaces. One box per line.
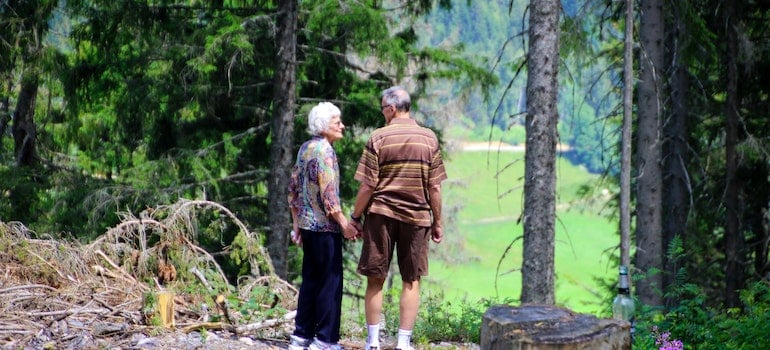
350, 183, 375, 234
428, 183, 443, 243
351, 183, 375, 218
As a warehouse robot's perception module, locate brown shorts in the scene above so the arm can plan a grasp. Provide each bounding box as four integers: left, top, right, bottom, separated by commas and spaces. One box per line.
356, 213, 430, 282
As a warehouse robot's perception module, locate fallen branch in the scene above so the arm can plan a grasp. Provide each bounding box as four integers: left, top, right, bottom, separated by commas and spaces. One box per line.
181, 321, 233, 333
93, 250, 150, 292
0, 284, 58, 294
190, 267, 212, 290
236, 310, 296, 334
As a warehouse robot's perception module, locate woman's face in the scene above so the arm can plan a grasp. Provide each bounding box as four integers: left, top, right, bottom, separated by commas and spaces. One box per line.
322, 115, 345, 143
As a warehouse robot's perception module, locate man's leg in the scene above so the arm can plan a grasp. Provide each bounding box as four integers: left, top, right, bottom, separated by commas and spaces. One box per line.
395, 279, 420, 349
365, 276, 386, 324
365, 276, 386, 349
398, 279, 420, 330
394, 219, 429, 350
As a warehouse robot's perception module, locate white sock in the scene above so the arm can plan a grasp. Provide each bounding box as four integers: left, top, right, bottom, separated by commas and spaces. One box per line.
396, 328, 412, 349
367, 324, 380, 348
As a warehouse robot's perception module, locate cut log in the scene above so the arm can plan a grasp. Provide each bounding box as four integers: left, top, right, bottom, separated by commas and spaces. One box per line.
480, 304, 631, 350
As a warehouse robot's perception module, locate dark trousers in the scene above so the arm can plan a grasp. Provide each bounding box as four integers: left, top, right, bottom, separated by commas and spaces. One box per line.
293, 229, 343, 344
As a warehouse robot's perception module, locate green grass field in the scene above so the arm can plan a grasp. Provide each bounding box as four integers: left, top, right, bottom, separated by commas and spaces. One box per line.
424, 149, 617, 315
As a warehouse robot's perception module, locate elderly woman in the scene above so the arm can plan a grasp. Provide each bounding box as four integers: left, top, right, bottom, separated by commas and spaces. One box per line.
288, 102, 357, 350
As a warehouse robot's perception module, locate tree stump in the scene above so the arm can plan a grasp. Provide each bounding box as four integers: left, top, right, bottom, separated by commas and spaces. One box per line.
480, 304, 630, 350
157, 291, 175, 328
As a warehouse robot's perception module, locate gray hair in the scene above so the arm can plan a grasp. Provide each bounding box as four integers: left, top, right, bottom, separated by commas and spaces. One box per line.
382, 86, 411, 112
307, 102, 341, 136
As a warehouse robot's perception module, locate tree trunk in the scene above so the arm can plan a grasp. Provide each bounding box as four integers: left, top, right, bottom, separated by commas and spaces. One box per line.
12, 73, 39, 167
521, 0, 559, 305
745, 160, 769, 282
267, 0, 298, 279
635, 0, 665, 309
619, 0, 634, 270
723, 0, 744, 308
662, 0, 690, 310
0, 95, 9, 153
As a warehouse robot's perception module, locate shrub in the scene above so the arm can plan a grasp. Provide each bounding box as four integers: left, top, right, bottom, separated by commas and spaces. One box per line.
635, 281, 770, 350
374, 286, 513, 345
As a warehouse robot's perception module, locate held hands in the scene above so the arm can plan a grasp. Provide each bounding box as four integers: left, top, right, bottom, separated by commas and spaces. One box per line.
343, 221, 362, 240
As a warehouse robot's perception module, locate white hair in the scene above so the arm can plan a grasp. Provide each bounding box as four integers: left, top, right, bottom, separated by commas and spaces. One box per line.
307, 102, 341, 136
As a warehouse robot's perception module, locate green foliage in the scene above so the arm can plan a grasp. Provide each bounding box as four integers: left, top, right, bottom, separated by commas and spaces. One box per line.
228, 229, 272, 277
304, 0, 390, 57
2, 0, 499, 256
415, 295, 511, 344
239, 284, 288, 322
628, 236, 770, 349
141, 292, 163, 327
0, 166, 44, 223
374, 286, 511, 345
634, 282, 770, 350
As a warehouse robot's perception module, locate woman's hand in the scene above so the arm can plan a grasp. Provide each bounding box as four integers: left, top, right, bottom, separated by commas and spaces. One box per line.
291, 224, 302, 246
343, 221, 360, 240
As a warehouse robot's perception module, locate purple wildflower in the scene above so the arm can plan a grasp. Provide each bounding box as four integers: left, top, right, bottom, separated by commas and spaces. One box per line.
651, 325, 684, 350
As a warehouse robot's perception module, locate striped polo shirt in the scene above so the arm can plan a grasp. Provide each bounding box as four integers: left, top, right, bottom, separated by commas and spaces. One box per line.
354, 118, 448, 227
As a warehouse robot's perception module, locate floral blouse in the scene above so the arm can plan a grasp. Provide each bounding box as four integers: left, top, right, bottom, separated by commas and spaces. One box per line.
288, 136, 342, 233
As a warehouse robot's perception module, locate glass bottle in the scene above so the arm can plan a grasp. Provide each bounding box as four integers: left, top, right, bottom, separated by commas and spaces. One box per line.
612, 265, 635, 341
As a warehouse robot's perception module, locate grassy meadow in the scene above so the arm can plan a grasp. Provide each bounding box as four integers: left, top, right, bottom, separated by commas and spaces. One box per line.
423, 147, 618, 316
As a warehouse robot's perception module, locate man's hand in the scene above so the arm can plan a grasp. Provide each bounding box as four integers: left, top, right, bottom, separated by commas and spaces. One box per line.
431, 224, 443, 243
350, 220, 363, 237
344, 222, 361, 240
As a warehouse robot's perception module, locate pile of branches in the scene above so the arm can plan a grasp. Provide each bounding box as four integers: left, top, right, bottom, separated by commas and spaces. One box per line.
0, 199, 297, 349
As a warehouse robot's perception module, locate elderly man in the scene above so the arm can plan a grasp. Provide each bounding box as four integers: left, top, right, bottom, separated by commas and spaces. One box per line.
350, 86, 447, 350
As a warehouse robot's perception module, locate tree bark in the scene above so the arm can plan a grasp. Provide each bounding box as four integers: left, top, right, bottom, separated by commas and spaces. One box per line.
481, 305, 631, 350
12, 73, 39, 167
723, 0, 744, 308
521, 0, 559, 305
619, 0, 634, 270
0, 95, 9, 153
662, 0, 690, 310
267, 0, 298, 278
635, 0, 665, 309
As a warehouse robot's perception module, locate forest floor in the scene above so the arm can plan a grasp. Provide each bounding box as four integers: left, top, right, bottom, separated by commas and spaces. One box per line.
0, 217, 477, 350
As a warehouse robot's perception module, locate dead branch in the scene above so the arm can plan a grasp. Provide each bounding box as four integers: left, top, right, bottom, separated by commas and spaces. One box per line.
181, 321, 233, 333
236, 310, 297, 334
0, 284, 58, 294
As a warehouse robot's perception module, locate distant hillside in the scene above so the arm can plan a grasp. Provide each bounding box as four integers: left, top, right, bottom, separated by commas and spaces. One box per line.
428, 146, 616, 315
416, 0, 620, 174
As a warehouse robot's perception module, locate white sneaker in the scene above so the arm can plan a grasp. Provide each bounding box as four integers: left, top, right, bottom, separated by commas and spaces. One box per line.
289, 335, 312, 350
308, 338, 342, 350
